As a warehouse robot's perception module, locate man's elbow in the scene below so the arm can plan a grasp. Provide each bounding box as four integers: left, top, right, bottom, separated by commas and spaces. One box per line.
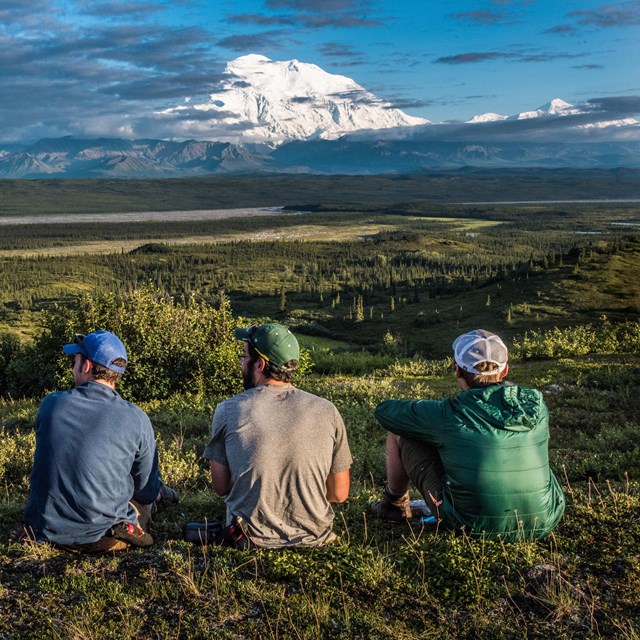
330, 488, 349, 503
133, 480, 162, 505
211, 481, 229, 497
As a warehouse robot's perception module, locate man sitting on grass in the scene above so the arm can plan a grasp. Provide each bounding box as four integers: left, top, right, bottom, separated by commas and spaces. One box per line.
23, 330, 178, 552
372, 329, 565, 540
204, 323, 352, 548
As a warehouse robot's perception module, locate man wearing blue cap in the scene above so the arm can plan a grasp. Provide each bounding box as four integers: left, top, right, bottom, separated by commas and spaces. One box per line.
23, 330, 177, 552
204, 323, 352, 548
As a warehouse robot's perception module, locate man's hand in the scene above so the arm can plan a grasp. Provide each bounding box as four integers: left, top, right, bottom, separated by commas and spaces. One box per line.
156, 480, 179, 504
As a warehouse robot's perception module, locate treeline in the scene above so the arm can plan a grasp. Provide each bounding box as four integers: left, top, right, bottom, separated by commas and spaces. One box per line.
2, 170, 640, 215
0, 211, 323, 250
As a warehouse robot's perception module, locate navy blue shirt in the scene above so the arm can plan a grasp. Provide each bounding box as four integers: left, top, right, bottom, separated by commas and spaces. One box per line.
24, 381, 160, 545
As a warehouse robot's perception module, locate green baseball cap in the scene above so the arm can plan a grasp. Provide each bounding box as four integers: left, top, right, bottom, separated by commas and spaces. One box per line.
234, 323, 300, 368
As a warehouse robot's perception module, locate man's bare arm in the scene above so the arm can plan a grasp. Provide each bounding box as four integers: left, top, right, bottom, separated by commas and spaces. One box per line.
210, 460, 232, 496
326, 469, 350, 503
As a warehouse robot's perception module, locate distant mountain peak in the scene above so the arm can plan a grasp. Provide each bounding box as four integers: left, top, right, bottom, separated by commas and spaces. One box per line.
517, 98, 581, 120
467, 112, 508, 124
231, 53, 270, 64
467, 96, 639, 131
157, 54, 429, 144
545, 98, 575, 111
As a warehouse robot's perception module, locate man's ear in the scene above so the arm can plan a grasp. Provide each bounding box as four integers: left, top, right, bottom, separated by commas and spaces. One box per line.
81, 358, 93, 374
500, 363, 509, 379
454, 363, 463, 378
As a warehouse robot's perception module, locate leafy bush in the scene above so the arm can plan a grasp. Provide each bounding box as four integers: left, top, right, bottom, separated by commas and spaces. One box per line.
512, 319, 640, 359
1, 285, 313, 403
156, 437, 206, 490
0, 334, 22, 396
3, 285, 243, 402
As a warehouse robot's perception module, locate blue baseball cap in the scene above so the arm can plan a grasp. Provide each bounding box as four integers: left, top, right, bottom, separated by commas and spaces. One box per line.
63, 330, 128, 374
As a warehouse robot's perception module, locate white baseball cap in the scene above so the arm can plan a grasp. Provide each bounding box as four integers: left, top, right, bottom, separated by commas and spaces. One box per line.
452, 329, 508, 375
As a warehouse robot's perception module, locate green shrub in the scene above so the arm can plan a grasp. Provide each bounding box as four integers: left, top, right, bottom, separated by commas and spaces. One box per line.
156, 437, 206, 490
1, 286, 314, 402
512, 319, 640, 359
0, 334, 23, 397
4, 285, 243, 403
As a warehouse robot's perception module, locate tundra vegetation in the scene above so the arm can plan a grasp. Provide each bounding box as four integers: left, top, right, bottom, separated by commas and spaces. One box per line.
0, 175, 639, 638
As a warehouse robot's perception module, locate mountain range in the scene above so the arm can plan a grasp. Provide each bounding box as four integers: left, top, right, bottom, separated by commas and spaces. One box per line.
1, 55, 638, 178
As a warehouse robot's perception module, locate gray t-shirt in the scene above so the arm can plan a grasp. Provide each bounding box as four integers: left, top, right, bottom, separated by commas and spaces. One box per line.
203, 384, 352, 548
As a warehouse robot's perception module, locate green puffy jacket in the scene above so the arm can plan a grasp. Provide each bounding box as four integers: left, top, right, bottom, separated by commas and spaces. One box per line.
375, 384, 565, 540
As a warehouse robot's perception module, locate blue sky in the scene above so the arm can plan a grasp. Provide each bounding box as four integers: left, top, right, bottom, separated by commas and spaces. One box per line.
1, 0, 639, 143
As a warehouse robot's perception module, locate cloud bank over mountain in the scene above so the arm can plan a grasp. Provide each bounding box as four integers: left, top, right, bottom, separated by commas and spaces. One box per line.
0, 52, 638, 179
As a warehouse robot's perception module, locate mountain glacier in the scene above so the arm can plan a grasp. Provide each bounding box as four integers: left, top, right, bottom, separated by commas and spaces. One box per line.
467, 112, 509, 124
156, 54, 428, 144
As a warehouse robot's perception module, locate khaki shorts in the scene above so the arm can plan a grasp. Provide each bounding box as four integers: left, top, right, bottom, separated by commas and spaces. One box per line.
399, 438, 445, 514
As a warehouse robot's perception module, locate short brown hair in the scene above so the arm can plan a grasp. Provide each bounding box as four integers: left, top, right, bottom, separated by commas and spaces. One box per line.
458, 360, 504, 388
79, 354, 125, 386
247, 343, 297, 383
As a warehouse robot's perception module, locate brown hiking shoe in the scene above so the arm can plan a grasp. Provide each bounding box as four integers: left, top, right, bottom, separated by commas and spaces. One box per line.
370, 485, 412, 522
109, 521, 154, 547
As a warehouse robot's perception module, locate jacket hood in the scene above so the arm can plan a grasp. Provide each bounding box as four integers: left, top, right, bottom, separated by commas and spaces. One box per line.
450, 384, 545, 432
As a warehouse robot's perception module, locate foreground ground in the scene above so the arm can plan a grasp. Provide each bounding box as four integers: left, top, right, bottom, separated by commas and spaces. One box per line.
1, 353, 638, 639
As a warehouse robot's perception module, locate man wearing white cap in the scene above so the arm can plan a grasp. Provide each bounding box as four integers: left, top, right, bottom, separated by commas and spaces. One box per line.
372, 329, 565, 540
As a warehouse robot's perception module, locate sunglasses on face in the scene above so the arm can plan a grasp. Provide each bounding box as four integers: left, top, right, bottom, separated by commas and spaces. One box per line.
71, 333, 90, 358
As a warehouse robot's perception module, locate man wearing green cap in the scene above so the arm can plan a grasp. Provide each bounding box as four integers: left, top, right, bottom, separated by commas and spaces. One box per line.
203, 323, 352, 548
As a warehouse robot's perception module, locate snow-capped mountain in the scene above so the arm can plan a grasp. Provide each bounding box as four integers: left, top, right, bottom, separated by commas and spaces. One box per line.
517, 98, 581, 120
466, 98, 581, 123
515, 98, 639, 128
156, 54, 428, 144
466, 99, 580, 124
467, 112, 508, 124
468, 98, 639, 129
